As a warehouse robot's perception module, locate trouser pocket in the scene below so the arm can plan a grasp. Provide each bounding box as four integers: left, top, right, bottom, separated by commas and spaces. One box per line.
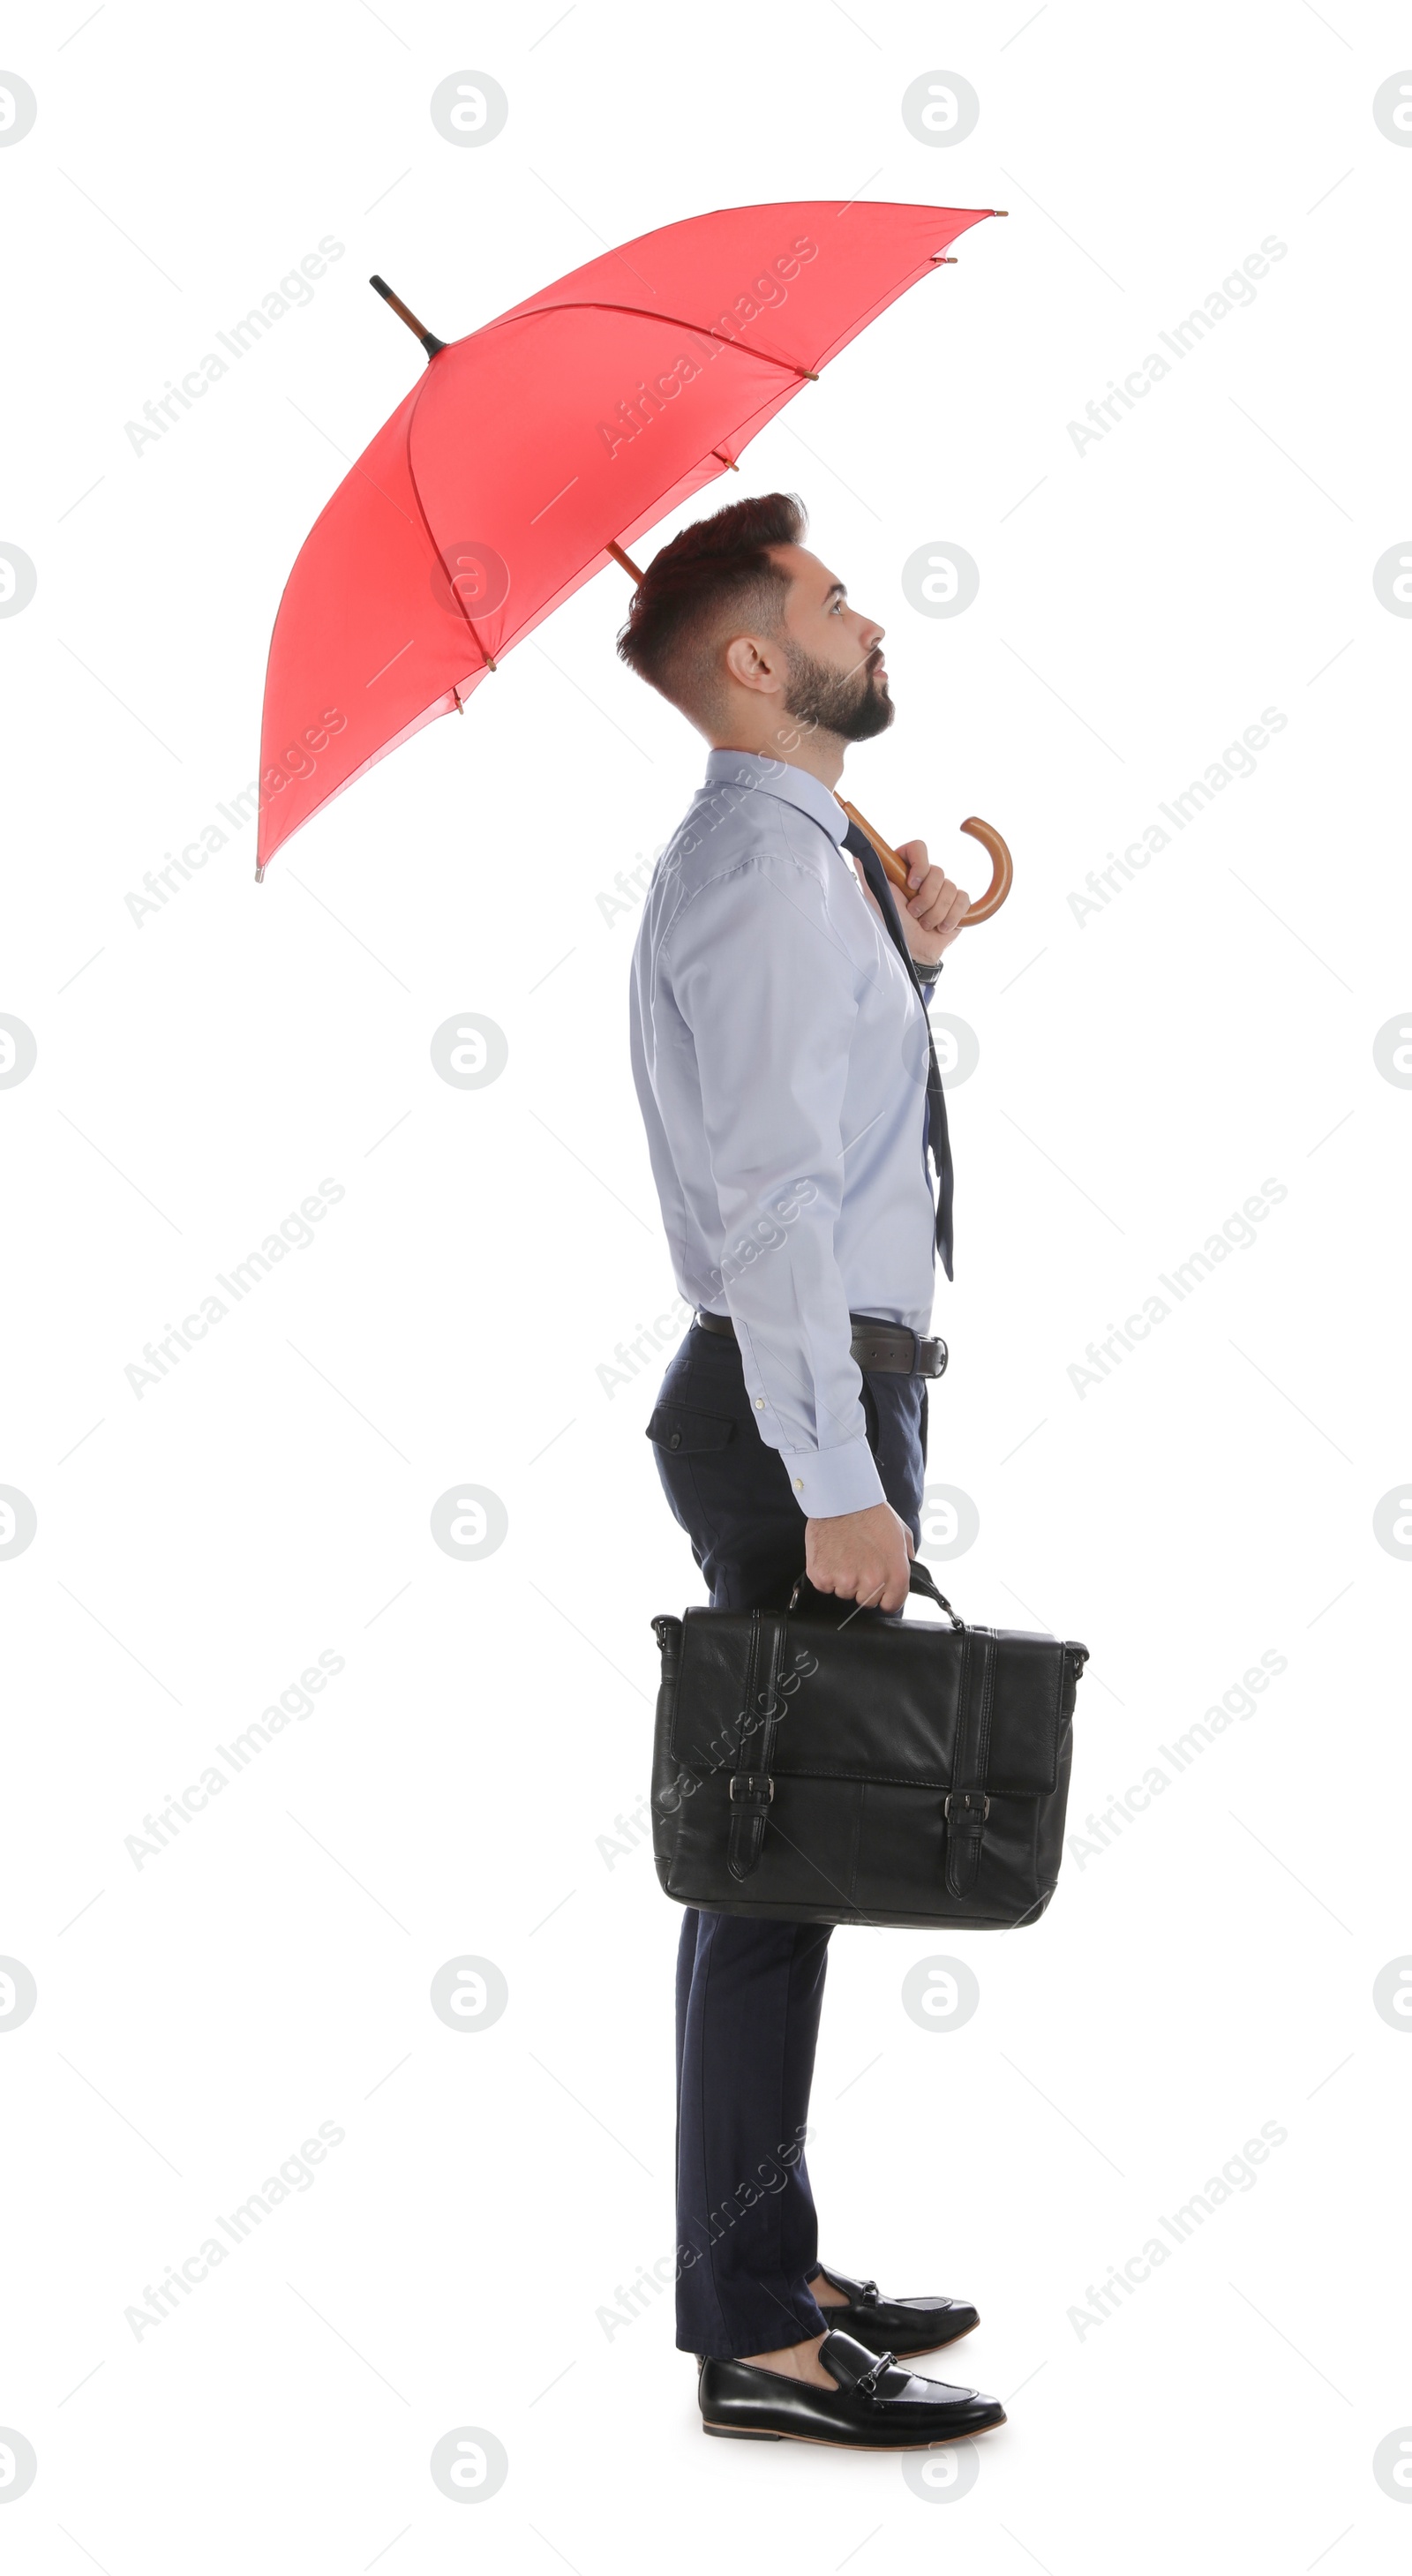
645, 1400, 739, 1547
645, 1403, 737, 1460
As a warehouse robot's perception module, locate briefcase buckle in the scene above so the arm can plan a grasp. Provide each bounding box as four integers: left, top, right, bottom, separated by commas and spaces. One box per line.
729, 1772, 774, 1805
944, 1790, 989, 1822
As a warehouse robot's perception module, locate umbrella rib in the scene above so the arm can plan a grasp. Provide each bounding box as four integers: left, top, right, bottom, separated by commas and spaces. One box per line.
393, 291, 849, 680
285, 397, 427, 552
413, 265, 958, 674
470, 298, 820, 383
399, 363, 497, 671
397, 300, 814, 678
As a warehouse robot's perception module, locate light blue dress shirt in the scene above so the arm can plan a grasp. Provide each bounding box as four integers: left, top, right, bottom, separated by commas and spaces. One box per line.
629, 748, 938, 1519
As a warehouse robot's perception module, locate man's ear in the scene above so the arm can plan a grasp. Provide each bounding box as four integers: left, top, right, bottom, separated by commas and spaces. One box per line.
723, 631, 784, 696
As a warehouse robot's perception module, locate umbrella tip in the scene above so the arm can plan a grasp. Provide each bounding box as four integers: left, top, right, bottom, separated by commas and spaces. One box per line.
369, 274, 447, 360
254, 861, 267, 884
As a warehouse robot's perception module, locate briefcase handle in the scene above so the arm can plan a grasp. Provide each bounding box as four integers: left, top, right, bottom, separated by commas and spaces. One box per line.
906, 1559, 964, 1624
788, 1558, 964, 1628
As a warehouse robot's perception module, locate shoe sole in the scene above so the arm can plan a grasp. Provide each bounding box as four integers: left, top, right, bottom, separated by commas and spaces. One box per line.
702, 2412, 1005, 2449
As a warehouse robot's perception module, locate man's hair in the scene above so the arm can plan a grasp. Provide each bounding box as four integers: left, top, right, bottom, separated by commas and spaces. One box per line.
616, 491, 806, 716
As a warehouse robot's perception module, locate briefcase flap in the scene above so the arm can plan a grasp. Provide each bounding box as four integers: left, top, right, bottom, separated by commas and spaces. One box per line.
668, 1610, 1077, 1798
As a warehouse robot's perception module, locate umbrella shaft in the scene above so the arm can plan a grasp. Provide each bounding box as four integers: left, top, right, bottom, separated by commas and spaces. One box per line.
369, 274, 447, 359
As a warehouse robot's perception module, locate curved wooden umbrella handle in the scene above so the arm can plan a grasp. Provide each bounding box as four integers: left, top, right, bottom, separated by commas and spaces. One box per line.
956, 815, 1014, 923
837, 801, 1014, 927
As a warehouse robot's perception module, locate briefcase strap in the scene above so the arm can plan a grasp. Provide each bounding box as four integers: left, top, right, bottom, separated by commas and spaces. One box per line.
945, 1625, 998, 1897
727, 1613, 788, 1882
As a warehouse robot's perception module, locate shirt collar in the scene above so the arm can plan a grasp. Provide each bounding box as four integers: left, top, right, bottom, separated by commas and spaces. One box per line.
702, 748, 849, 848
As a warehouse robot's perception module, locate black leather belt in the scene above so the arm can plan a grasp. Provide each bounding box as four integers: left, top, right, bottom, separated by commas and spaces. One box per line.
695, 1307, 947, 1380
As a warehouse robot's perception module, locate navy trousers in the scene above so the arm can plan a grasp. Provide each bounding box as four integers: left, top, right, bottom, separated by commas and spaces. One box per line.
647, 1318, 928, 2358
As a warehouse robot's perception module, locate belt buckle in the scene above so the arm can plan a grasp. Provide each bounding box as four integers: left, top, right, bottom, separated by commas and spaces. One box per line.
944, 1790, 989, 1821
729, 1773, 774, 1805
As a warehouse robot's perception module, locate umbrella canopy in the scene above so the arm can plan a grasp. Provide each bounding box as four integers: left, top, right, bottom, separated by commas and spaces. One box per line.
255, 199, 1000, 875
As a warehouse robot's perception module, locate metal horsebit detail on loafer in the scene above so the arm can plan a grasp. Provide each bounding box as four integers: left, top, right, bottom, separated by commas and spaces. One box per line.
854, 2352, 898, 2397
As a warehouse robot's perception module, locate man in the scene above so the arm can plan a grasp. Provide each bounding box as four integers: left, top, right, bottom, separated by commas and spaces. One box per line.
620, 492, 1006, 2451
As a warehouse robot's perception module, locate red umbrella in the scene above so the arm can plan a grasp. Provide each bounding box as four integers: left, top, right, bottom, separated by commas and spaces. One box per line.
254, 199, 1005, 882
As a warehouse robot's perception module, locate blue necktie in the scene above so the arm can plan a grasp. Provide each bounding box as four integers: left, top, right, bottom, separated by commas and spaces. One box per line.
842, 819, 954, 1281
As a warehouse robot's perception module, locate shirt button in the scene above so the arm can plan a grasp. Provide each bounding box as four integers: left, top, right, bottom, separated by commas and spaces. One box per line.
755, 1398, 764, 1409
793, 1478, 803, 1491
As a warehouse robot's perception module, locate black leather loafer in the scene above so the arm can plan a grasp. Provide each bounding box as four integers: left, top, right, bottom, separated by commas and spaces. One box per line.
811, 2264, 980, 2354
698, 2329, 1005, 2449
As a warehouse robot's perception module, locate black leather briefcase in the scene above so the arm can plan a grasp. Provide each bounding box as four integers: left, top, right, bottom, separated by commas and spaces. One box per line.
650, 1563, 1088, 1930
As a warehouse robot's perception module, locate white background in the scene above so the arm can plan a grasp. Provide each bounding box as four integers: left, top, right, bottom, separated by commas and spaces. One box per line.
2, 1, 1409, 2566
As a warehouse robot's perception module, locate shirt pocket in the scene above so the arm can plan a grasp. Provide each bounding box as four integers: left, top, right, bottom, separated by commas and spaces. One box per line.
645, 1402, 737, 1456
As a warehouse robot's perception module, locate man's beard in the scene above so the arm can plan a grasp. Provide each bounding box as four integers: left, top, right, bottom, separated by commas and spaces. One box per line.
780, 639, 895, 743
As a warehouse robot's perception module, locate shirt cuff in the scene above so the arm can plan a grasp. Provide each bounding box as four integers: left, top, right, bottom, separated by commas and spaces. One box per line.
777, 1438, 887, 1519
